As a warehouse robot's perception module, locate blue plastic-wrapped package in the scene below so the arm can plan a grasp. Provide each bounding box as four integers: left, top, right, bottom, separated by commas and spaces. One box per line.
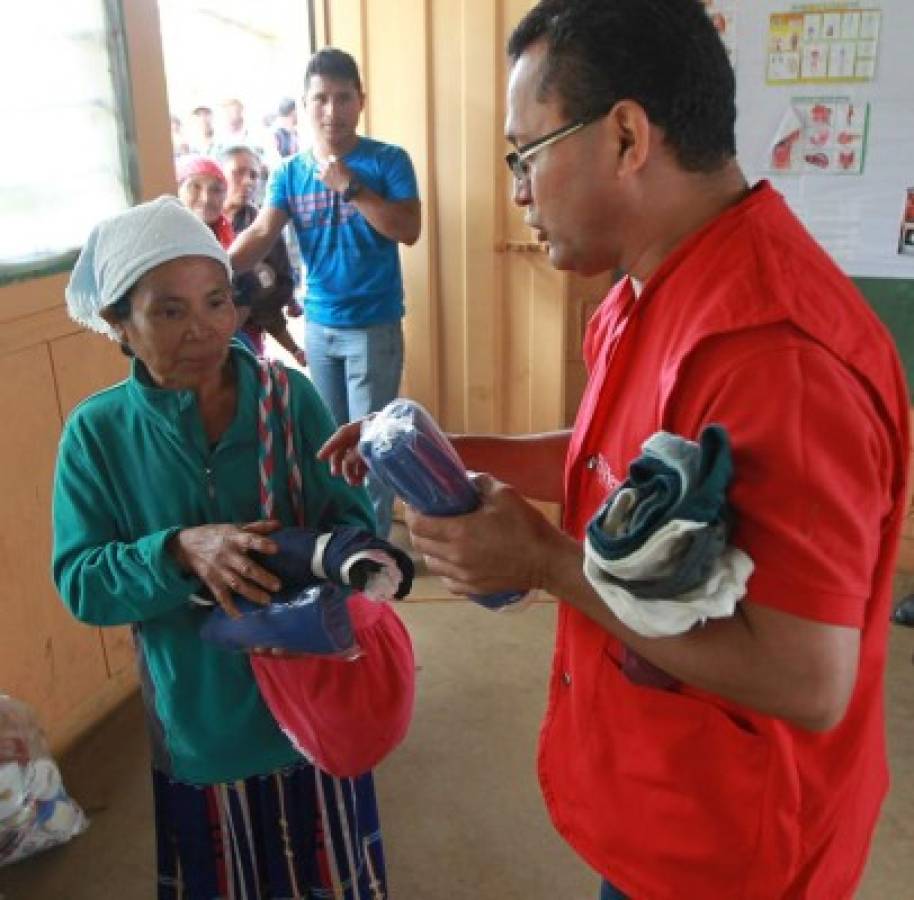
359, 399, 527, 610
199, 582, 360, 658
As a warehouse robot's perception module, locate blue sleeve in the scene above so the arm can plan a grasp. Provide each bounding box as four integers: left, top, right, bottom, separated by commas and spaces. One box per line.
52, 423, 200, 626
285, 367, 377, 534
267, 158, 292, 214
381, 146, 419, 202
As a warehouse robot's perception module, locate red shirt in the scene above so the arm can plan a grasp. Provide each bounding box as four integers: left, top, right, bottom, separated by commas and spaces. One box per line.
539, 182, 909, 899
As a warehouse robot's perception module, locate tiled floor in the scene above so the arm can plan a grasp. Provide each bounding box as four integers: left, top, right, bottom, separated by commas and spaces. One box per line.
2, 578, 913, 899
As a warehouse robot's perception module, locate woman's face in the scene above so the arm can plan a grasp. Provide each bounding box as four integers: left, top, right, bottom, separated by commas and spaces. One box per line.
178, 174, 227, 225
223, 151, 262, 209
109, 256, 237, 390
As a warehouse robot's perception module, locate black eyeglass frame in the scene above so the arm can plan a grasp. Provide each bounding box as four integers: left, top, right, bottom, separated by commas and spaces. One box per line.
504, 114, 603, 181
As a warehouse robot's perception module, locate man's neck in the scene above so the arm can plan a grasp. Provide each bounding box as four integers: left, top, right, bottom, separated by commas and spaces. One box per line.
624, 160, 750, 282
315, 133, 359, 161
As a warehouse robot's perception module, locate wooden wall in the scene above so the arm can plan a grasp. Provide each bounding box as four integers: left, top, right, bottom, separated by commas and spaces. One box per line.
0, 0, 175, 754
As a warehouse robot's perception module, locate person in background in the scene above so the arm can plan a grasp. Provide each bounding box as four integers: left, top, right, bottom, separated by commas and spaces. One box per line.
175, 154, 233, 247
319, 1, 909, 897
221, 144, 306, 364
55, 196, 388, 898
273, 97, 300, 159
169, 114, 189, 157
230, 48, 421, 538
269, 98, 306, 316
217, 98, 265, 159
185, 105, 217, 156
218, 98, 247, 144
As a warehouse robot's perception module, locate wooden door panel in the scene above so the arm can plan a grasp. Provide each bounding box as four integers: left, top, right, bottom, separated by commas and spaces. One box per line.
0, 345, 111, 735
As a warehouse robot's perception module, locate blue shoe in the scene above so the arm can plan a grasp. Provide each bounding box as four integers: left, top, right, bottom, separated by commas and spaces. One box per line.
892, 595, 914, 628
199, 583, 355, 655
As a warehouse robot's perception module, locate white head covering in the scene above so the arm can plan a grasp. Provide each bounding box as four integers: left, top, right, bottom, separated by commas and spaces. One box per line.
65, 195, 232, 340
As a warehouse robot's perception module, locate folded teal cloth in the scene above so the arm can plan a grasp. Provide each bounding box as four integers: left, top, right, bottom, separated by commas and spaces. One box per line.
585, 425, 733, 598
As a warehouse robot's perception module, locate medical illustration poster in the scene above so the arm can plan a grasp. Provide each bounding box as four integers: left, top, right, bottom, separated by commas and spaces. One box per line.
738, 1, 913, 277
767, 98, 869, 175
766, 5, 881, 84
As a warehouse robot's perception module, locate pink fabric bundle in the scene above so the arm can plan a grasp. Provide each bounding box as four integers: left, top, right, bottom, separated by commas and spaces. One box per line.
250, 594, 415, 778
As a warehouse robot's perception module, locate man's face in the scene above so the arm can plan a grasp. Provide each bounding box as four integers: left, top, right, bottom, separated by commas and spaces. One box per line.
304, 75, 363, 147
223, 101, 244, 132
191, 110, 214, 141
223, 151, 261, 208
505, 42, 620, 275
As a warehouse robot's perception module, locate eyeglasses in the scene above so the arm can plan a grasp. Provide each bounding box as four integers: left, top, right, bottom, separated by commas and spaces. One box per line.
505, 117, 596, 182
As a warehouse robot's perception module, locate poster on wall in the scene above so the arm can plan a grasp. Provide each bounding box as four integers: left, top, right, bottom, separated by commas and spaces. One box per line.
767, 97, 869, 175
766, 5, 882, 84
736, 0, 913, 277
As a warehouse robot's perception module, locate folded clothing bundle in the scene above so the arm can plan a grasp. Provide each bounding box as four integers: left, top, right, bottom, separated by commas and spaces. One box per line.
359, 399, 527, 610
583, 425, 753, 639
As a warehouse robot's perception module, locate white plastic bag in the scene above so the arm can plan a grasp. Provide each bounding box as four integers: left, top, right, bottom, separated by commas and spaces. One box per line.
0, 695, 88, 866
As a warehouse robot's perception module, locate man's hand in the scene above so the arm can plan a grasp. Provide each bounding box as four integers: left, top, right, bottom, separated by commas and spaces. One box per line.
170, 520, 282, 618
316, 154, 352, 194
317, 419, 370, 486
406, 474, 564, 597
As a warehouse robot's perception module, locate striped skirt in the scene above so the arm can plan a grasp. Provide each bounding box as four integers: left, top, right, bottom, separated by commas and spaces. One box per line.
153, 763, 387, 900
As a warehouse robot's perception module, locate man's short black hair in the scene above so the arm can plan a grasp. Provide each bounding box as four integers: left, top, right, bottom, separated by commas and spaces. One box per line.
507, 0, 736, 172
277, 97, 296, 117
305, 48, 363, 94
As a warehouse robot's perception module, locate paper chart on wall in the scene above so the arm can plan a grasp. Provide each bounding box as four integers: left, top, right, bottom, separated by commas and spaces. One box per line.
767, 98, 869, 175
735, 0, 914, 277
766, 5, 881, 84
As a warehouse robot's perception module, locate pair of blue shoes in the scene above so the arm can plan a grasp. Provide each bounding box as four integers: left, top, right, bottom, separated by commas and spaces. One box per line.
199, 526, 414, 655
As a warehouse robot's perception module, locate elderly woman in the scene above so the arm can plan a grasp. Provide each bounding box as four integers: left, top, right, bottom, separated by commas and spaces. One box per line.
54, 197, 387, 898
176, 154, 305, 364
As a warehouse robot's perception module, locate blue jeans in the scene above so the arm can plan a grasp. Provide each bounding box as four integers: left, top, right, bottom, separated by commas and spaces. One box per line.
600, 880, 628, 900
306, 320, 404, 537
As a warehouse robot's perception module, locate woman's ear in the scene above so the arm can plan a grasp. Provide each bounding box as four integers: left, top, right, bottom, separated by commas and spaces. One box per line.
99, 308, 127, 344
606, 100, 651, 176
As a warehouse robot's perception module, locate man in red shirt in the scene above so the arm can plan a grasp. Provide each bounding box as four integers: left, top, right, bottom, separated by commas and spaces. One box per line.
320, 1, 909, 896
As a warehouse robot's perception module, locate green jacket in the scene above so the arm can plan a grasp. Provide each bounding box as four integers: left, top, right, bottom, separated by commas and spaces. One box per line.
52, 346, 374, 784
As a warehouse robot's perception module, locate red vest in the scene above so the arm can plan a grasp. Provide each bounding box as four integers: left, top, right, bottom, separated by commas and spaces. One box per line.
539, 183, 909, 898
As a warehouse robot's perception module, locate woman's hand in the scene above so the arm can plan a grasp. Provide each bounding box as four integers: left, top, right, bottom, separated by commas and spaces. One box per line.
170, 520, 282, 618
317, 419, 370, 486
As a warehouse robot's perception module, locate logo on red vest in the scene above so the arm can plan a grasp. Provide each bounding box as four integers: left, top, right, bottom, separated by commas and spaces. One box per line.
586, 453, 622, 494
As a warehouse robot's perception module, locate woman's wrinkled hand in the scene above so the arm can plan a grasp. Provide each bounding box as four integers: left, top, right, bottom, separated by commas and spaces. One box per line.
170, 520, 282, 618
317, 419, 370, 486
